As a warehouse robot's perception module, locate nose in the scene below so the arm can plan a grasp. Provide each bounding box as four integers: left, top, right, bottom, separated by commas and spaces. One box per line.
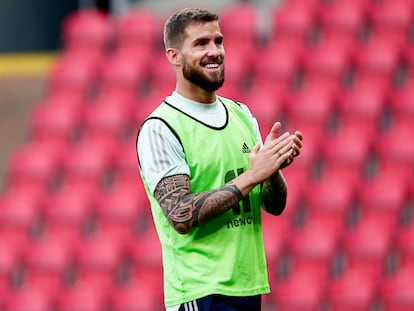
206, 42, 222, 57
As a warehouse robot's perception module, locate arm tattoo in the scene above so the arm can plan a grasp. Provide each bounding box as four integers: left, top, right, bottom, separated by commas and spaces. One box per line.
154, 174, 243, 234
261, 174, 287, 216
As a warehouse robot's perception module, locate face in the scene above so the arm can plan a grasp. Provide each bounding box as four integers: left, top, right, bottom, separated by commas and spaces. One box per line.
179, 21, 225, 92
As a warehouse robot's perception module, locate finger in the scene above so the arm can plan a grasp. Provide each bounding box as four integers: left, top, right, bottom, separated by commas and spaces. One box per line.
295, 131, 303, 141
267, 122, 282, 140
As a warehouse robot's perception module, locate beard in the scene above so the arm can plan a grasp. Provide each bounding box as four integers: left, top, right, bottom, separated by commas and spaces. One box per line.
182, 57, 225, 92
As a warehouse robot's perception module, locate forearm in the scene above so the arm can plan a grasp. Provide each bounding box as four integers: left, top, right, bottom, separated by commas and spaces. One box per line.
261, 171, 288, 215
154, 174, 246, 234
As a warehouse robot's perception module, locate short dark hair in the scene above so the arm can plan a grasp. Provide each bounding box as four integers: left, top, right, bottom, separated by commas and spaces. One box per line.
163, 7, 219, 49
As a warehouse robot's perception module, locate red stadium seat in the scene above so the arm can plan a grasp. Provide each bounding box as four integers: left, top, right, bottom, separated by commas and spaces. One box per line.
82, 94, 135, 144
353, 36, 404, 81
42, 183, 97, 240
61, 138, 116, 189
55, 279, 109, 311
109, 278, 164, 311
114, 9, 160, 52
4, 284, 55, 311
22, 233, 76, 294
357, 168, 409, 214
29, 94, 84, 145
369, 0, 414, 41
379, 263, 414, 311
6, 141, 66, 192
287, 215, 342, 270
253, 41, 304, 88
304, 168, 357, 218
319, 0, 369, 43
271, 1, 318, 45
327, 265, 379, 311
321, 121, 375, 170
337, 77, 389, 125
219, 2, 258, 45
61, 9, 113, 54
74, 231, 128, 288
0, 186, 43, 242
47, 51, 102, 98
285, 81, 336, 126
243, 84, 286, 138
342, 212, 396, 278
374, 119, 414, 167
99, 49, 151, 97
273, 263, 327, 311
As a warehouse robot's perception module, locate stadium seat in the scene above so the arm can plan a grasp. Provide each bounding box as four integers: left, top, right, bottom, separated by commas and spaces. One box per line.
55, 279, 110, 311
368, 0, 413, 42
272, 263, 327, 311
321, 120, 375, 171
284, 81, 336, 127
253, 40, 304, 89
304, 167, 357, 219
61, 9, 113, 54
379, 263, 414, 311
0, 235, 26, 289
318, 0, 369, 43
6, 141, 66, 192
327, 265, 379, 311
112, 143, 143, 185
4, 284, 55, 311
337, 76, 389, 125
302, 37, 354, 86
29, 94, 84, 145
61, 138, 116, 189
42, 183, 97, 240
22, 233, 76, 294
219, 2, 258, 45
113, 9, 160, 52
357, 168, 409, 214
287, 215, 342, 272
109, 278, 164, 311
271, 1, 319, 45
342, 212, 396, 278
353, 35, 404, 82
99, 48, 152, 97
374, 118, 414, 167
243, 83, 287, 138
0, 186, 43, 242
82, 94, 135, 144
47, 51, 102, 98
74, 231, 128, 288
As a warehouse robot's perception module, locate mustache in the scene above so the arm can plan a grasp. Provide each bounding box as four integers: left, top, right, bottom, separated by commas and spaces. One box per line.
201, 56, 224, 65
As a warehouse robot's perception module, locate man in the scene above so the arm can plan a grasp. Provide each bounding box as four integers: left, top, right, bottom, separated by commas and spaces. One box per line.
137, 7, 303, 311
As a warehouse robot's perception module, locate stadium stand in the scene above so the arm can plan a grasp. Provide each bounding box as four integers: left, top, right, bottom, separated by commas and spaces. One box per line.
1, 0, 414, 310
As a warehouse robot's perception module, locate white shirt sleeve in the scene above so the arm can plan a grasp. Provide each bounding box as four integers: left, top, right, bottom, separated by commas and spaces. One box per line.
137, 118, 190, 194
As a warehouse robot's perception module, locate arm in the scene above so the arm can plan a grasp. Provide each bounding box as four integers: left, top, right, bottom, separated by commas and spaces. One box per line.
154, 122, 302, 234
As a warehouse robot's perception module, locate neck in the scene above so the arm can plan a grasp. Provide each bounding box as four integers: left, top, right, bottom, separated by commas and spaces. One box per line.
175, 81, 217, 104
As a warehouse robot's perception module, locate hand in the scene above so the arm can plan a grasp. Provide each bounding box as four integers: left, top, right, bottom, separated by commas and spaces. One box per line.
248, 122, 297, 183
279, 130, 303, 169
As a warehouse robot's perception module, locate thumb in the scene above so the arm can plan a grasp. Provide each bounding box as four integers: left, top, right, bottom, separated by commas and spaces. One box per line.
250, 143, 260, 156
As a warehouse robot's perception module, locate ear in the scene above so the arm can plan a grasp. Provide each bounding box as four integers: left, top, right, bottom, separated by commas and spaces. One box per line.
166, 48, 181, 66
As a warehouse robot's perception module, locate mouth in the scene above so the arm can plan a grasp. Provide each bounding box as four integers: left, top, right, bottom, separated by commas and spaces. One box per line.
203, 62, 222, 72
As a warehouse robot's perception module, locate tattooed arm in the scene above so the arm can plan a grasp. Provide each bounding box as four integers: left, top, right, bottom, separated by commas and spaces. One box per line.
154, 174, 244, 234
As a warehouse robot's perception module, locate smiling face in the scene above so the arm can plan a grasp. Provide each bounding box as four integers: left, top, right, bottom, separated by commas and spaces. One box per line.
179, 21, 225, 92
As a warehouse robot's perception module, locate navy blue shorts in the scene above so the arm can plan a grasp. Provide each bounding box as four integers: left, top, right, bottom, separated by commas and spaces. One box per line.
177, 294, 262, 311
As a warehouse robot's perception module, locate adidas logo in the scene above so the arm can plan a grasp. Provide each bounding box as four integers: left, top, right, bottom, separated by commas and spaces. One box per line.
242, 142, 251, 153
